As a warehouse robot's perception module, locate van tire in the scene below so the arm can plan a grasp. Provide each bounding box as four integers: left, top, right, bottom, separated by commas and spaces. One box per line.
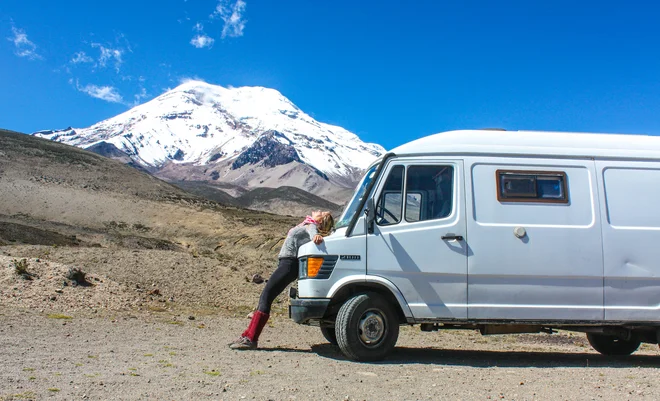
320, 326, 338, 346
586, 333, 640, 356
335, 293, 399, 361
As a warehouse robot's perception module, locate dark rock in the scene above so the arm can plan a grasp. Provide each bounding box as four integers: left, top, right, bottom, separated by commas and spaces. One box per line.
251, 274, 264, 284
208, 152, 224, 162
85, 142, 129, 158
231, 131, 300, 169
171, 149, 185, 161
66, 268, 89, 286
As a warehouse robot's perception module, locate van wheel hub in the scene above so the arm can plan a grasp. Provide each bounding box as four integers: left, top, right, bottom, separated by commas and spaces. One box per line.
358, 310, 386, 345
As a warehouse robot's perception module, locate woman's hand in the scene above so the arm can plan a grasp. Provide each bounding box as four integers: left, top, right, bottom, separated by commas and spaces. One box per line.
313, 234, 324, 245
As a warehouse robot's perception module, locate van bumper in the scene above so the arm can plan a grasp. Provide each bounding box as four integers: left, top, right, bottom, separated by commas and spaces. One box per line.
289, 298, 331, 324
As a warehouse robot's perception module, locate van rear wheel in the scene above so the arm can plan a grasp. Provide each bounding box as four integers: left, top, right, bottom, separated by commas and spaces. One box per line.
586, 333, 640, 356
320, 326, 338, 346
336, 293, 399, 361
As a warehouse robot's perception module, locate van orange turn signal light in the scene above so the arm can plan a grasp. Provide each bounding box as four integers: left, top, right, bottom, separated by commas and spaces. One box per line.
307, 257, 324, 278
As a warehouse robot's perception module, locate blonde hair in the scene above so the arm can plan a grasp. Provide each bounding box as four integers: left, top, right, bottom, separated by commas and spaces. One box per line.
317, 213, 335, 237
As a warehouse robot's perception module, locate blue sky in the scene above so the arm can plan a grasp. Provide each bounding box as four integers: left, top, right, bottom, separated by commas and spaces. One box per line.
2, 0, 660, 150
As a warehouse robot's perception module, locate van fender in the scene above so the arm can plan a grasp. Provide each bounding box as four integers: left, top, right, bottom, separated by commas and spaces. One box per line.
327, 275, 414, 319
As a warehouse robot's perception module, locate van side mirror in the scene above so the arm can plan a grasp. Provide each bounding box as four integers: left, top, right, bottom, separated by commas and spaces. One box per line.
365, 198, 375, 234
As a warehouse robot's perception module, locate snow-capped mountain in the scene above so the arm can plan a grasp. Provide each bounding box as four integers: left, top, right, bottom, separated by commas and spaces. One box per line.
34, 81, 384, 202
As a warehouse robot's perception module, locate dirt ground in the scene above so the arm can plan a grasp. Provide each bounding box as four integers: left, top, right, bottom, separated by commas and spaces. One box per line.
3, 247, 660, 400
2, 306, 660, 401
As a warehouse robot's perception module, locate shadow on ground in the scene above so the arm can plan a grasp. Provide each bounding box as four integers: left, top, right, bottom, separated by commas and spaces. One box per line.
293, 344, 660, 368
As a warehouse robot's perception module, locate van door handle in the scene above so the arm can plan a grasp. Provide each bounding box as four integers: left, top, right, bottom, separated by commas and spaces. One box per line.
441, 234, 464, 241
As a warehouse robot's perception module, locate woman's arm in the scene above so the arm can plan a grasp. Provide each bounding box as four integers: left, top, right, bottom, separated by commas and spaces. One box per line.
306, 224, 323, 245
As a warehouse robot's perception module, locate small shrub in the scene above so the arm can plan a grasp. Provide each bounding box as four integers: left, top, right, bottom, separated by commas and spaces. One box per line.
12, 258, 34, 280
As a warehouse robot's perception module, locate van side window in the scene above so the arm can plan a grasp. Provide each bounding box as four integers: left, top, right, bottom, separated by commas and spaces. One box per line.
406, 165, 454, 222
376, 165, 404, 225
497, 170, 568, 203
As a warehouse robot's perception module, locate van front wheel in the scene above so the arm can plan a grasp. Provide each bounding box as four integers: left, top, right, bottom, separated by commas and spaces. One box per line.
586, 333, 640, 356
336, 293, 399, 361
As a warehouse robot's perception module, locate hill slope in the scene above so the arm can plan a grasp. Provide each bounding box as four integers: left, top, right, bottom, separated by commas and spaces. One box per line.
0, 128, 302, 312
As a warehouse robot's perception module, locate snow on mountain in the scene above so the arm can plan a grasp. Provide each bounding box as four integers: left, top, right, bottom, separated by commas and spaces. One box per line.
34, 81, 384, 185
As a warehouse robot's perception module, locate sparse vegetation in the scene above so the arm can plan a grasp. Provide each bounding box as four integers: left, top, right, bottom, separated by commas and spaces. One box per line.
132, 223, 150, 232
1, 391, 37, 400
47, 314, 72, 320
203, 369, 221, 377
104, 221, 129, 230
12, 258, 34, 280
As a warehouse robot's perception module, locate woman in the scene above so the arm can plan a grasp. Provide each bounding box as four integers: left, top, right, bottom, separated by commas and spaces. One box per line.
230, 210, 335, 350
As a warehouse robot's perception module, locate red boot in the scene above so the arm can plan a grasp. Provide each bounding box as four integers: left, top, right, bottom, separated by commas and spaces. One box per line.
230, 310, 269, 350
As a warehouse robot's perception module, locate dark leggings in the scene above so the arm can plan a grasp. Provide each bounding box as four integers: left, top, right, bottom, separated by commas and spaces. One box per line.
257, 257, 298, 314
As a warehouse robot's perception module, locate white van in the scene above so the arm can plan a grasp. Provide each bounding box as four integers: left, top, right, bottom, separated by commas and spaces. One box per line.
289, 129, 660, 361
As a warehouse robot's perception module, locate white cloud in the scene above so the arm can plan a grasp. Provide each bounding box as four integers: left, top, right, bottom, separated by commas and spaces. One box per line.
75, 80, 124, 104
91, 43, 123, 72
133, 86, 149, 105
71, 51, 94, 64
7, 24, 42, 60
190, 34, 215, 49
194, 22, 204, 32
211, 0, 247, 38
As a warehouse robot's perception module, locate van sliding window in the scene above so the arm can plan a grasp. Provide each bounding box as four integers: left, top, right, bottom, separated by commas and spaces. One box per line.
406, 165, 454, 222
497, 170, 568, 203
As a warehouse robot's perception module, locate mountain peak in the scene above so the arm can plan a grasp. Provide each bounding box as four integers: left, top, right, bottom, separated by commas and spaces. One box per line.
34, 82, 384, 193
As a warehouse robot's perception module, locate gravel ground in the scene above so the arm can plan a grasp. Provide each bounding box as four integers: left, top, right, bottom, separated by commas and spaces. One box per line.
2, 307, 660, 401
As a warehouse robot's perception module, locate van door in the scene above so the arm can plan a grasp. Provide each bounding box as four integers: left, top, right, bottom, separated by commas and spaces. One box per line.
466, 159, 603, 321
366, 159, 468, 319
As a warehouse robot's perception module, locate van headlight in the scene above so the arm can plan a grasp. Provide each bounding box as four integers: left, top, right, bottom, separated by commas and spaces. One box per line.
299, 256, 338, 279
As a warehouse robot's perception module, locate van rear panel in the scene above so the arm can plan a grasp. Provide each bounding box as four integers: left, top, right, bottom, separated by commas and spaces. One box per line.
598, 161, 660, 321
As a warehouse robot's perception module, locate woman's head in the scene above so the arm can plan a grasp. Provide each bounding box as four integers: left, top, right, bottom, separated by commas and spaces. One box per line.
312, 210, 334, 236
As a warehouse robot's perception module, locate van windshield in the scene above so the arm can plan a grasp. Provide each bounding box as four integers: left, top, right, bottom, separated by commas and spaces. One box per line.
336, 163, 380, 229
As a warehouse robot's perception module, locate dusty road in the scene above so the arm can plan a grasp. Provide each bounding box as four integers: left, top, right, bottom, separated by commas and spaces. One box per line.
2, 308, 660, 400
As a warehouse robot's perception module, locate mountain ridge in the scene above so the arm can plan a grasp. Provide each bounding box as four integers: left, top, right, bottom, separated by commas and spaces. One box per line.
33, 81, 384, 204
